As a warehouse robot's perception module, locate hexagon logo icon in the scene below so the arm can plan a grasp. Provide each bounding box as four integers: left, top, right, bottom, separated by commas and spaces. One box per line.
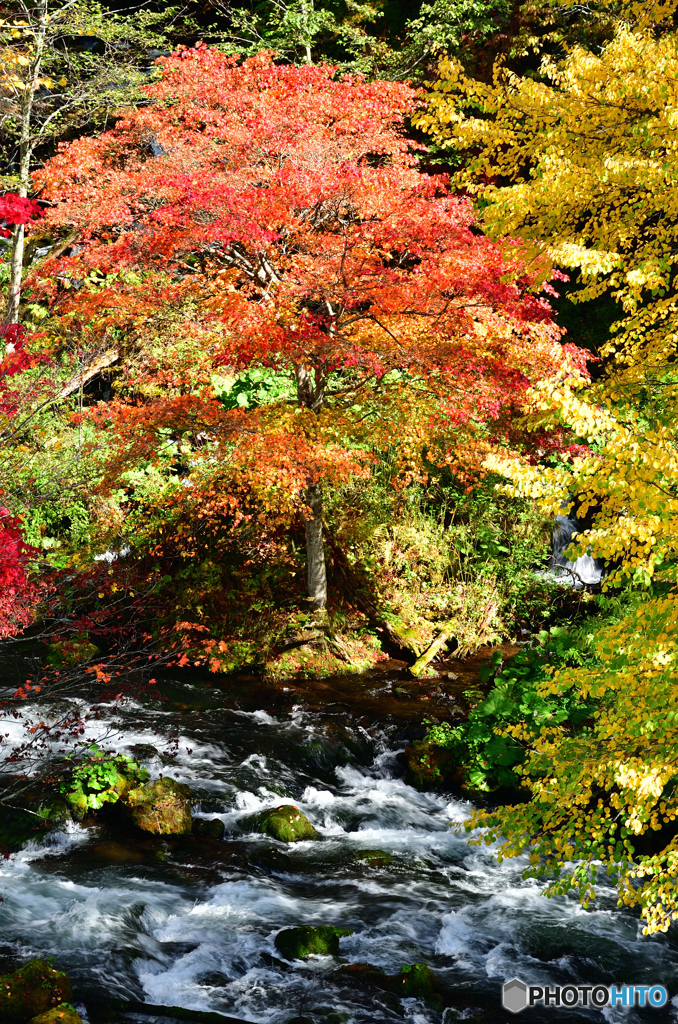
503, 978, 528, 1014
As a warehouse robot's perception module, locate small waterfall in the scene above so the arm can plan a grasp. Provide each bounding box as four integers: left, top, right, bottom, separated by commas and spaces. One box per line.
550, 509, 604, 587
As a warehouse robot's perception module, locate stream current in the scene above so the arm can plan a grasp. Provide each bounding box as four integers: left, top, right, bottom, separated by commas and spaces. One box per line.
2, 664, 678, 1024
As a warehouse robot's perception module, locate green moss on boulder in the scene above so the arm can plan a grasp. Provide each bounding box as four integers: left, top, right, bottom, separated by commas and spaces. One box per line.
353, 849, 393, 868
337, 961, 444, 1009
0, 809, 48, 853
256, 805, 319, 842
0, 959, 72, 1019
275, 925, 353, 960
400, 963, 440, 1005
192, 817, 225, 840
29, 1006, 83, 1024
125, 777, 192, 835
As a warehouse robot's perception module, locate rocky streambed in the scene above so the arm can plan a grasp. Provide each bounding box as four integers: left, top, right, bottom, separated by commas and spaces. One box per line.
2, 654, 678, 1024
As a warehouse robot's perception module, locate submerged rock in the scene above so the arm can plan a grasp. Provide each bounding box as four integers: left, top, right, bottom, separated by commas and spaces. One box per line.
275, 925, 353, 960
29, 1007, 83, 1024
0, 959, 72, 1018
255, 805, 319, 842
353, 848, 393, 868
125, 777, 192, 835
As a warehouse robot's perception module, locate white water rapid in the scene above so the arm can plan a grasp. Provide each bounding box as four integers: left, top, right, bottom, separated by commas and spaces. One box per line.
1, 670, 678, 1024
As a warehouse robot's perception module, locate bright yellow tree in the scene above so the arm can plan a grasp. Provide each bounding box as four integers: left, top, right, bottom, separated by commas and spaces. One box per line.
416, 10, 678, 933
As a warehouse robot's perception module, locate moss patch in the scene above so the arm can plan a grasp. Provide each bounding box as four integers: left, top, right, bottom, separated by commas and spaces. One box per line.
265, 631, 383, 680
337, 961, 444, 1010
29, 1005, 83, 1024
275, 925, 353, 960
255, 805, 319, 842
353, 849, 393, 868
125, 777, 192, 835
0, 959, 73, 1019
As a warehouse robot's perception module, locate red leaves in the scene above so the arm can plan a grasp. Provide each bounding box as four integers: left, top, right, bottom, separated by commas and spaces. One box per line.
0, 509, 40, 639
30, 47, 588, 558
0, 193, 43, 237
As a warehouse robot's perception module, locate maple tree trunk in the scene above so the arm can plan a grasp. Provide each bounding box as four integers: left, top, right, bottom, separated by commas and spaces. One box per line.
295, 364, 327, 612
305, 482, 327, 611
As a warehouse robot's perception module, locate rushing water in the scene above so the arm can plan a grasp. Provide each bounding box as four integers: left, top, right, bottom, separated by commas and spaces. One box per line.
2, 664, 678, 1024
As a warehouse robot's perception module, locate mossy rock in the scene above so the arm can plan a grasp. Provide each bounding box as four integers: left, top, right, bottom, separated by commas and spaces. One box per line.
36, 798, 72, 826
60, 754, 148, 821
0, 808, 49, 853
337, 961, 444, 1010
255, 805, 319, 842
46, 637, 99, 667
29, 1006, 83, 1024
353, 848, 393, 868
404, 740, 456, 790
275, 925, 353, 960
125, 777, 192, 835
192, 817, 225, 840
0, 959, 73, 1018
400, 963, 441, 1006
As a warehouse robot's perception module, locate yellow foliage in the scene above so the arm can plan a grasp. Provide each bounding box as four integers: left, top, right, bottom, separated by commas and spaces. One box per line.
416, 25, 678, 394
418, 15, 678, 933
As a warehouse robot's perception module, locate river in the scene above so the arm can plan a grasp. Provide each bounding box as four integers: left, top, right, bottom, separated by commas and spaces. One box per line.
1, 661, 678, 1024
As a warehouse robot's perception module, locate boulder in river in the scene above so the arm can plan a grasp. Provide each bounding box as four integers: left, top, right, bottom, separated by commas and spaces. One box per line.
0, 808, 48, 853
125, 777, 192, 835
60, 748, 149, 820
29, 1007, 83, 1024
0, 959, 73, 1018
275, 925, 353, 959
353, 848, 393, 868
255, 804, 319, 842
337, 961, 444, 1010
192, 817, 226, 840
400, 962, 440, 1004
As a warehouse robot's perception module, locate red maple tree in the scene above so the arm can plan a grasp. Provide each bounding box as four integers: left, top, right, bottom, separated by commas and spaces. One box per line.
34, 48, 586, 616
0, 194, 45, 636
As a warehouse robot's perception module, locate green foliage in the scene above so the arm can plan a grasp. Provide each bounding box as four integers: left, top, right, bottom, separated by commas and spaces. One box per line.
226, 0, 383, 70
399, 0, 512, 72
60, 745, 148, 814
424, 626, 598, 790
328, 468, 556, 652
212, 367, 296, 410
46, 634, 99, 667
224, 0, 514, 77
23, 498, 92, 552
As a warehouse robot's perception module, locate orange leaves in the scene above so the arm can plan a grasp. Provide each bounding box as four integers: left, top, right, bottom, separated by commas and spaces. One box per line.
31, 45, 589, 567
